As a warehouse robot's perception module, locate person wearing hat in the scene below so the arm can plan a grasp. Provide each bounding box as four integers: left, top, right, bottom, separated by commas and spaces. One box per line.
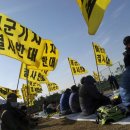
79, 75, 111, 116
1, 93, 30, 130
120, 36, 130, 112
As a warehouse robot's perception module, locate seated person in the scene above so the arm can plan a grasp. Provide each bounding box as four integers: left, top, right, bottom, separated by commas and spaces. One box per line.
79, 75, 111, 116
69, 85, 81, 113
1, 93, 30, 130
46, 101, 57, 114
60, 88, 71, 115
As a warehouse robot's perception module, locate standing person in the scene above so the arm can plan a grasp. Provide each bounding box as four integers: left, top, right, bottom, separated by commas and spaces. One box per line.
79, 76, 111, 116
69, 85, 81, 113
108, 75, 119, 90
1, 93, 30, 130
120, 36, 130, 111
59, 88, 71, 115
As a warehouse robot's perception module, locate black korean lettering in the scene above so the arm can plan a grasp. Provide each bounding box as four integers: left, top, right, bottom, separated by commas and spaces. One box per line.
72, 67, 76, 73
24, 68, 29, 77
49, 57, 56, 67
85, 0, 96, 19
16, 42, 25, 58
94, 45, 100, 52
81, 0, 83, 4
4, 18, 16, 36
28, 48, 38, 62
42, 56, 48, 67
30, 71, 37, 80
8, 39, 16, 54
102, 55, 106, 63
28, 81, 33, 86
106, 56, 110, 64
31, 31, 41, 45
0, 88, 7, 95
37, 73, 42, 81
97, 55, 101, 63
50, 43, 56, 54
70, 60, 74, 66
100, 48, 105, 53
0, 34, 5, 50
44, 43, 48, 53
41, 75, 46, 82
75, 61, 78, 66
18, 25, 28, 41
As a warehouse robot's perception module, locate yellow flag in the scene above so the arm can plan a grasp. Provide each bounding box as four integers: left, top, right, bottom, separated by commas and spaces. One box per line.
21, 84, 36, 106
20, 63, 48, 83
77, 0, 111, 35
0, 86, 21, 99
47, 82, 59, 92
93, 71, 100, 81
0, 13, 45, 67
27, 39, 59, 71
68, 58, 88, 75
28, 81, 43, 93
93, 43, 107, 65
92, 43, 112, 66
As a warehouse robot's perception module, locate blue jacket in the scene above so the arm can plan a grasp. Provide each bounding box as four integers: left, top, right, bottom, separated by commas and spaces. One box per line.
60, 92, 71, 112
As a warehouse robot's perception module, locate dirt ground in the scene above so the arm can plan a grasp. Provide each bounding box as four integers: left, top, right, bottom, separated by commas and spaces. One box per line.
36, 118, 130, 130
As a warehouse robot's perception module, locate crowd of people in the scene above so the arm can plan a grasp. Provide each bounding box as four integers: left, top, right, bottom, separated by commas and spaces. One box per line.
1, 36, 130, 129
42, 36, 130, 117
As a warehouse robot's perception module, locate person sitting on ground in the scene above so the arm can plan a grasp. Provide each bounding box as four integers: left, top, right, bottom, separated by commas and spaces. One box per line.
120, 36, 130, 112
79, 75, 111, 116
69, 85, 81, 113
60, 88, 71, 115
46, 101, 57, 114
1, 93, 30, 130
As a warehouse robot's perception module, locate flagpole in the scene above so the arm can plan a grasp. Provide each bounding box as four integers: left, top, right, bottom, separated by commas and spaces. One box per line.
68, 58, 76, 86
16, 63, 22, 90
25, 64, 30, 114
92, 42, 102, 92
108, 66, 113, 75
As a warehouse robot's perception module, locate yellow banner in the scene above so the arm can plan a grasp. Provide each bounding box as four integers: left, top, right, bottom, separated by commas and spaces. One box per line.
93, 43, 112, 66
27, 39, 59, 71
28, 81, 43, 93
0, 86, 21, 99
93, 71, 100, 82
47, 82, 59, 92
20, 63, 48, 83
21, 84, 36, 106
77, 0, 111, 35
68, 58, 88, 75
93, 43, 107, 65
0, 13, 45, 67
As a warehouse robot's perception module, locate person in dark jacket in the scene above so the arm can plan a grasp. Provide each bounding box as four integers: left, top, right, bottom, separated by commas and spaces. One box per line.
79, 75, 111, 116
120, 36, 130, 110
1, 93, 30, 130
60, 88, 71, 115
69, 85, 81, 113
108, 75, 119, 90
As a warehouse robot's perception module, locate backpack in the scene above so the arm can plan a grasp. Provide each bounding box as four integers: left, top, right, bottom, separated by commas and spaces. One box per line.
96, 105, 127, 125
